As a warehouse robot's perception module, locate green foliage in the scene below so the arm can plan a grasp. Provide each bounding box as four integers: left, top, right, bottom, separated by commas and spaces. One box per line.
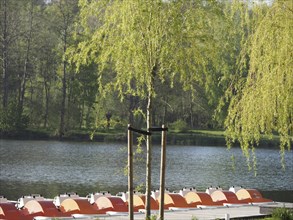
146, 215, 157, 220
112, 119, 126, 130
135, 184, 145, 194
0, 103, 29, 132
170, 119, 189, 132
94, 117, 126, 131
225, 0, 293, 170
71, 0, 225, 101
191, 216, 199, 220
271, 207, 293, 220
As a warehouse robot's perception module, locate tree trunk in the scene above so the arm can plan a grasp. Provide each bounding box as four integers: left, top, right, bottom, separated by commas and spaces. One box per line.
19, 0, 34, 110
128, 95, 136, 125
86, 105, 92, 129
189, 94, 194, 128
163, 97, 168, 125
44, 75, 50, 128
66, 74, 72, 129
145, 66, 156, 218
159, 125, 167, 220
59, 31, 67, 137
128, 125, 134, 220
79, 101, 85, 129
1, 0, 9, 109
145, 89, 152, 219
28, 76, 35, 115
58, 0, 75, 137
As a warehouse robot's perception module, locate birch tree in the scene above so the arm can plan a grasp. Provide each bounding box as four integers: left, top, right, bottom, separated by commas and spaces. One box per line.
70, 0, 223, 217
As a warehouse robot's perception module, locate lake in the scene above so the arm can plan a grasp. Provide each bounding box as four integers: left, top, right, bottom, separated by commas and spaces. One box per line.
0, 140, 292, 201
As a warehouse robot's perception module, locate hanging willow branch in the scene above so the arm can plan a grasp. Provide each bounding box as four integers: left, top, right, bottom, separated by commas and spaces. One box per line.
225, 0, 293, 171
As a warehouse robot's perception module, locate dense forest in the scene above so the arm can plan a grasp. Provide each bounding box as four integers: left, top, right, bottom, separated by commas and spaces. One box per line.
0, 0, 292, 148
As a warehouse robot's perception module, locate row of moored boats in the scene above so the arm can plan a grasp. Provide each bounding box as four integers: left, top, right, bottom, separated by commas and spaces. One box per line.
0, 186, 275, 220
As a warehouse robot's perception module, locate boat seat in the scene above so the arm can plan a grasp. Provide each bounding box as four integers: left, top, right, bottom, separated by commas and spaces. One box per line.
236, 189, 273, 203
23, 200, 71, 218
184, 191, 223, 207
60, 198, 105, 215
211, 190, 248, 204
95, 196, 128, 213
157, 193, 195, 209
134, 195, 159, 210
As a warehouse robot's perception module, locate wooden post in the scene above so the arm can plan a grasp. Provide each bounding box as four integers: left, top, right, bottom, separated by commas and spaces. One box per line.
128, 124, 134, 220
159, 125, 167, 220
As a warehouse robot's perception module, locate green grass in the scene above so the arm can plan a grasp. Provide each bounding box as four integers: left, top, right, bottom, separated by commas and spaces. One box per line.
263, 207, 293, 220
189, 129, 225, 137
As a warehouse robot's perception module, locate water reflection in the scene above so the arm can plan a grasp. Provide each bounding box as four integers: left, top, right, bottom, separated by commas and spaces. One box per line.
0, 140, 292, 200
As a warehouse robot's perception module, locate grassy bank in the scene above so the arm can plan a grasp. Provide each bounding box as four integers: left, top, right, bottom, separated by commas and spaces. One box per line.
0, 128, 281, 148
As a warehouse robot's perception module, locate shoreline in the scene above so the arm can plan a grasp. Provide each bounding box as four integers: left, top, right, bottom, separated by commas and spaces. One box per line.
1, 187, 292, 203
1, 191, 293, 203
0, 129, 281, 147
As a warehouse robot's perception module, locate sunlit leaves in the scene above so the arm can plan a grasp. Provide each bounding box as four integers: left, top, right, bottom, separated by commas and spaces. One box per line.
71, 0, 223, 102
226, 0, 293, 169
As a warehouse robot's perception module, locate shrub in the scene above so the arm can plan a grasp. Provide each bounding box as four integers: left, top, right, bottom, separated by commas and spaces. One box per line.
272, 207, 293, 220
0, 102, 29, 132
170, 119, 189, 132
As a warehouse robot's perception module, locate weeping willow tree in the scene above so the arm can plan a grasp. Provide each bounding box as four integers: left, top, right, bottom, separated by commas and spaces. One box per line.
225, 0, 293, 170
69, 0, 223, 217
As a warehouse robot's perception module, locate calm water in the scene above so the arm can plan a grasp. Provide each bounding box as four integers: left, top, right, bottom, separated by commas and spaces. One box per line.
0, 140, 292, 201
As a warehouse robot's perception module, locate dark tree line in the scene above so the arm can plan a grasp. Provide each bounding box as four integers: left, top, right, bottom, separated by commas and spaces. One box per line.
0, 0, 218, 135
